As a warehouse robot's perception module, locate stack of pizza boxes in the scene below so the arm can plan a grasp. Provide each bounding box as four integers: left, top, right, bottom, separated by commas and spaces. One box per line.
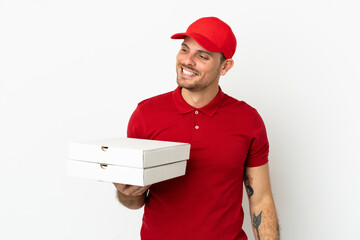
68, 137, 190, 186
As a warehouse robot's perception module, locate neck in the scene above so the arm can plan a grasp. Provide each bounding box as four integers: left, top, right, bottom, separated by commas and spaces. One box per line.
181, 85, 219, 108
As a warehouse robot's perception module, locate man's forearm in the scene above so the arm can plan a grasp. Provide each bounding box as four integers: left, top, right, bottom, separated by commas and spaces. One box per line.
116, 190, 146, 210
250, 198, 279, 240
244, 164, 279, 239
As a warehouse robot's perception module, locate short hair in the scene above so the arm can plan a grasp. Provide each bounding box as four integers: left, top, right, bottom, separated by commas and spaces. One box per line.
220, 53, 226, 63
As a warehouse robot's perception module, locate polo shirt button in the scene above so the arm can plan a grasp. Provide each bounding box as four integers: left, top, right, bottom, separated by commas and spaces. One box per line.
195, 110, 199, 114
195, 125, 199, 129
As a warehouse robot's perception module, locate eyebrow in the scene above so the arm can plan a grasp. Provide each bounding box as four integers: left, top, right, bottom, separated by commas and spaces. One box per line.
181, 43, 213, 56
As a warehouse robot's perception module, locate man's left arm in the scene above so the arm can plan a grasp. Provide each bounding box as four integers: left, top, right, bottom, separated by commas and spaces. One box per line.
244, 163, 280, 240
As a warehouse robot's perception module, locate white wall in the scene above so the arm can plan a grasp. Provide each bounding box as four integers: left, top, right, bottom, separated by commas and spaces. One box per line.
1, 0, 359, 239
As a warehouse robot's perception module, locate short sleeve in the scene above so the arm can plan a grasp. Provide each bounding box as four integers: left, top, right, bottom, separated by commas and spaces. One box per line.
127, 105, 147, 139
245, 110, 269, 167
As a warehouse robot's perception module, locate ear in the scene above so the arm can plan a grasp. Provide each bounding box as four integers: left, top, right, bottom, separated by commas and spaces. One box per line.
220, 59, 234, 76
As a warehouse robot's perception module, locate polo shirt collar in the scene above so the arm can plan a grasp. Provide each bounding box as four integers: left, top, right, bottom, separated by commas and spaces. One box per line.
172, 86, 225, 117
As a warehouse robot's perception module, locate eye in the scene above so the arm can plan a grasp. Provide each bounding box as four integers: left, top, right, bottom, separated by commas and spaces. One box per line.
180, 48, 188, 53
199, 54, 209, 60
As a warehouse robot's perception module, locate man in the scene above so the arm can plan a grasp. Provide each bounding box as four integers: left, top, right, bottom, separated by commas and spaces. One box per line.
114, 17, 279, 240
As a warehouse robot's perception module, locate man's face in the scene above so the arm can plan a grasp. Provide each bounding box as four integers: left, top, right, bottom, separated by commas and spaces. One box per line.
176, 37, 224, 92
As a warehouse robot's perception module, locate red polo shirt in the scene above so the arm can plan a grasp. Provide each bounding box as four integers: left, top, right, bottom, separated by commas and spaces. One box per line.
127, 86, 269, 240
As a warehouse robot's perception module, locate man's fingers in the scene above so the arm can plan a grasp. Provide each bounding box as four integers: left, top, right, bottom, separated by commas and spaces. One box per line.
113, 183, 127, 192
132, 185, 151, 195
125, 185, 150, 196
113, 183, 151, 197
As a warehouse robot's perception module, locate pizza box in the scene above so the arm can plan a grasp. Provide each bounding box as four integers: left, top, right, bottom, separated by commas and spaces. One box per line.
67, 159, 187, 186
67, 137, 190, 186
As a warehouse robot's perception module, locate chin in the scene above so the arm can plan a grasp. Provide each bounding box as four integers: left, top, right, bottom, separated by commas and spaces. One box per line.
177, 80, 199, 91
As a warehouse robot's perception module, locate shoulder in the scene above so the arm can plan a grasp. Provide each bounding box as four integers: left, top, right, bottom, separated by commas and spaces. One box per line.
137, 90, 174, 110
222, 93, 260, 118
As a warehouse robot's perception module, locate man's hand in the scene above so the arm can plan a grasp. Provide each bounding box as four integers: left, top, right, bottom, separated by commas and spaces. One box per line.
114, 183, 151, 197
113, 183, 151, 209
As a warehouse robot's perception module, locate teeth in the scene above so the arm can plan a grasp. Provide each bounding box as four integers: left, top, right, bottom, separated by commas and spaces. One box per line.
183, 68, 196, 76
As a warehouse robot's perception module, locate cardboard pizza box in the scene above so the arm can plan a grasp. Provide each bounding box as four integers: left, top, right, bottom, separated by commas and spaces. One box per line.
67, 137, 190, 186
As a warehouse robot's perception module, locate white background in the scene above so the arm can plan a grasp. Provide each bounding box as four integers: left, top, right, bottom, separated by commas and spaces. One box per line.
1, 0, 359, 239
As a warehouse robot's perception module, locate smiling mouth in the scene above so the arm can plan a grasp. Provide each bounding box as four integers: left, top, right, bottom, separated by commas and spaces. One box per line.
181, 66, 198, 77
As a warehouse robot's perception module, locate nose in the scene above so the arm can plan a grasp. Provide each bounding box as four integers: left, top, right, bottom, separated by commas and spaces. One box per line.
184, 53, 196, 66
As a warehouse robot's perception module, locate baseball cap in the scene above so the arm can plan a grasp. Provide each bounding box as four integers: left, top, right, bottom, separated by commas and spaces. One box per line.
171, 17, 237, 59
